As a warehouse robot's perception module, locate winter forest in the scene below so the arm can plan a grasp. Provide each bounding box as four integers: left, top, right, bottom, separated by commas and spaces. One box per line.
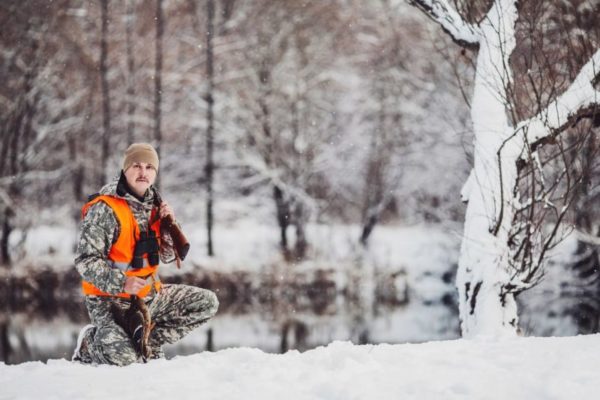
1, 0, 600, 377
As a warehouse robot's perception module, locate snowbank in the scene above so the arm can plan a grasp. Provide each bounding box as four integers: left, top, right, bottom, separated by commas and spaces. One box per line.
2, 335, 598, 400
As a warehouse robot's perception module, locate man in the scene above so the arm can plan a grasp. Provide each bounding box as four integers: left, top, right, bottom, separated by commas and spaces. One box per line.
72, 143, 218, 365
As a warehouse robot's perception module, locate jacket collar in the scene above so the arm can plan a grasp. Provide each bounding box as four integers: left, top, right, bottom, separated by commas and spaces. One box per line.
99, 172, 155, 208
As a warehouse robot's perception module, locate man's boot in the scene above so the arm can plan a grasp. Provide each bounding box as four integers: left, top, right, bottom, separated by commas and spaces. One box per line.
72, 324, 95, 363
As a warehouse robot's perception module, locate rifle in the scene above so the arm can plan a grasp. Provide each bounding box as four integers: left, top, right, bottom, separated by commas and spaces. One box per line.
152, 187, 190, 267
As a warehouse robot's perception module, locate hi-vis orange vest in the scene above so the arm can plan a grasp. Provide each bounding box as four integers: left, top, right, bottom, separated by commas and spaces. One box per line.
81, 195, 162, 299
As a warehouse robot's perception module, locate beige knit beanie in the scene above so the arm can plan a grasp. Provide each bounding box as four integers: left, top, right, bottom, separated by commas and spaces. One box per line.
123, 143, 159, 171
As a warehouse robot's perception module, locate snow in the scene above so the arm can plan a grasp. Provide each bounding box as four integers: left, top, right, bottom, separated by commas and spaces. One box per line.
2, 335, 599, 400
16, 219, 459, 277
411, 0, 480, 46
455, 0, 520, 335
14, 225, 77, 266
522, 47, 600, 144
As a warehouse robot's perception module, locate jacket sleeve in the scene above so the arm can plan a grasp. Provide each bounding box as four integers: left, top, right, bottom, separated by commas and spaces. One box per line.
159, 220, 178, 264
75, 202, 127, 294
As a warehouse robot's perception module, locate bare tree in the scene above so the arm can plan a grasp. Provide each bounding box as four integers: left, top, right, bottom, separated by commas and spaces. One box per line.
0, 7, 43, 266
0, 0, 91, 263
224, 0, 348, 261
409, 0, 600, 336
355, 1, 410, 246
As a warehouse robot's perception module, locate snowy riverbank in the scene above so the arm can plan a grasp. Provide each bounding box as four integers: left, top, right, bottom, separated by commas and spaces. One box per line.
2, 335, 599, 400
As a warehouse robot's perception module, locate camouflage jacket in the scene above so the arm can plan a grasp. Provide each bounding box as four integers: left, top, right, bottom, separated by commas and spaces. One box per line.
74, 173, 177, 295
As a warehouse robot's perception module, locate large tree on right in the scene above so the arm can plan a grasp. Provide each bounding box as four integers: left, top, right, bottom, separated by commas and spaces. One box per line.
408, 0, 600, 337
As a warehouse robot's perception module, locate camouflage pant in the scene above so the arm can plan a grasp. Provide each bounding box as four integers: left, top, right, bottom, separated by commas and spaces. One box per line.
79, 284, 219, 366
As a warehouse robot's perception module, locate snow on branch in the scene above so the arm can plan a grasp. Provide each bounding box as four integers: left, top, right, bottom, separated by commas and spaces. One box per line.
408, 0, 480, 49
521, 48, 600, 150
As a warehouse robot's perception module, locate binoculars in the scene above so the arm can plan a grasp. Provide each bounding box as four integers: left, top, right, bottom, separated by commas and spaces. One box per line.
132, 230, 160, 269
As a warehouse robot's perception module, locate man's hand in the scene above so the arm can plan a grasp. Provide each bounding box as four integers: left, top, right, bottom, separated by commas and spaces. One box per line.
124, 276, 147, 294
159, 201, 175, 220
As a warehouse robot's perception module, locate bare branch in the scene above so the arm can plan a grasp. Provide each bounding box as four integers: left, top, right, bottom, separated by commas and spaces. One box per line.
408, 0, 480, 50
520, 48, 600, 149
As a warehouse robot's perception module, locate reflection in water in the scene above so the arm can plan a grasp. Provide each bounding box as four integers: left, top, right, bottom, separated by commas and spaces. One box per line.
0, 314, 83, 364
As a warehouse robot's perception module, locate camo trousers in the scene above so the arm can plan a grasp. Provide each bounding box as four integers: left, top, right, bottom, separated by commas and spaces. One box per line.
79, 284, 219, 366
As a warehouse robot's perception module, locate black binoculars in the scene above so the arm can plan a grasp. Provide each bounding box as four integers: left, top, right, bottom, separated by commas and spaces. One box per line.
132, 230, 160, 269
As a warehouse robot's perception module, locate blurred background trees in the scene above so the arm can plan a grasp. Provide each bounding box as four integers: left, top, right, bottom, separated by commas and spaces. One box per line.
0, 0, 599, 348
0, 0, 470, 265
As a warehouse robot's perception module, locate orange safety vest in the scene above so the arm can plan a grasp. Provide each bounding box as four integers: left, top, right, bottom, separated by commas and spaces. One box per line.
80, 195, 162, 299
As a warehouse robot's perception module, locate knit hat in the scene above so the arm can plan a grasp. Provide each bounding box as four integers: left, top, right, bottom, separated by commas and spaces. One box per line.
123, 143, 159, 171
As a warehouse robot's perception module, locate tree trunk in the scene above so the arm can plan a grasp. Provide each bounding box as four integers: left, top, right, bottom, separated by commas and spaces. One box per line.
411, 0, 600, 337
293, 203, 307, 261
20, 93, 38, 174
205, 0, 215, 256
206, 328, 214, 351
257, 63, 291, 257
360, 85, 387, 247
360, 211, 378, 247
456, 0, 521, 337
100, 0, 111, 185
154, 0, 164, 188
0, 321, 11, 363
126, 0, 136, 145
274, 185, 290, 255
0, 123, 8, 177
19, 31, 39, 175
0, 207, 13, 266
8, 110, 23, 176
69, 135, 84, 203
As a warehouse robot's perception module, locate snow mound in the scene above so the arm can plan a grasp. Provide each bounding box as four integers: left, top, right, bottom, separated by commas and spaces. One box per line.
2, 335, 599, 399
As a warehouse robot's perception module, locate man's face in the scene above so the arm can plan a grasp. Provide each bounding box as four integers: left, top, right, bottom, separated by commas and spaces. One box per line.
124, 162, 157, 197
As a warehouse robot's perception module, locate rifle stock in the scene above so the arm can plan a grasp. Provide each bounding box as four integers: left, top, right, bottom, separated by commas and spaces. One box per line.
161, 215, 190, 260
152, 188, 190, 263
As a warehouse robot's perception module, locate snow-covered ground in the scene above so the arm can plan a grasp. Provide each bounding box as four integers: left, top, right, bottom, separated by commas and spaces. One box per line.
2, 335, 599, 400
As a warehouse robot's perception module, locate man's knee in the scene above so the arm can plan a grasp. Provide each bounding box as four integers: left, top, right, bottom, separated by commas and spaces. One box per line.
187, 287, 219, 320
204, 289, 219, 318
94, 326, 138, 366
